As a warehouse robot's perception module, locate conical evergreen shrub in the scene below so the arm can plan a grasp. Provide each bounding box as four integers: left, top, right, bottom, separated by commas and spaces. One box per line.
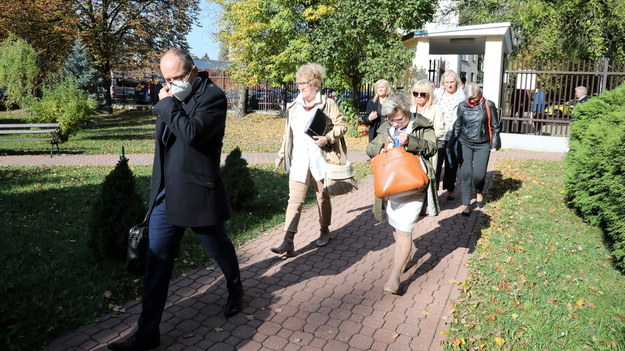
221, 147, 258, 211
88, 148, 146, 261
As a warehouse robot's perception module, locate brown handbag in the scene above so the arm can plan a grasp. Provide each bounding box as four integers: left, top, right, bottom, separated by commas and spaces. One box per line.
370, 146, 429, 199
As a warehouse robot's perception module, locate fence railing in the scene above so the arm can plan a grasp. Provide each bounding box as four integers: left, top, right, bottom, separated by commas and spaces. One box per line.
501, 59, 625, 137
206, 72, 376, 114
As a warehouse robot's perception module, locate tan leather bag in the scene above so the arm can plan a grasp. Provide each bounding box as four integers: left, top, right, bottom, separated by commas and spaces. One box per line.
370, 146, 429, 199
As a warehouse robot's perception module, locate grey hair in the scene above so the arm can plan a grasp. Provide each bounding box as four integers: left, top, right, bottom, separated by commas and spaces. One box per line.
439, 70, 462, 87
575, 86, 587, 96
465, 82, 483, 104
164, 48, 194, 73
381, 92, 411, 118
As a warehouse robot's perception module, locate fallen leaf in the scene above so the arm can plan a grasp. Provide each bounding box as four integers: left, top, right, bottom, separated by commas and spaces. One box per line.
292, 337, 302, 343
453, 338, 465, 347
391, 332, 399, 339
494, 337, 505, 346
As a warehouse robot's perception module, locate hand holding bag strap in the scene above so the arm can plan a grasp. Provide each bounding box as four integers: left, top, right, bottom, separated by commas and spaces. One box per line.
370, 146, 429, 198
485, 99, 493, 144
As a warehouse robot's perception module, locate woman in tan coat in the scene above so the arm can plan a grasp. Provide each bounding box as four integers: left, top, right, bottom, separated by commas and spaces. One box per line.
272, 63, 347, 256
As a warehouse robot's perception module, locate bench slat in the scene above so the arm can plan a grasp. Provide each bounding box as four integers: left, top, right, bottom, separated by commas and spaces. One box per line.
0, 123, 60, 128
0, 138, 54, 142
0, 129, 58, 135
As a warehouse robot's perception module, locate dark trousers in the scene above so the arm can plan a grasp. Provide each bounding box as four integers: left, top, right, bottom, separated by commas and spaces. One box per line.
436, 139, 460, 192
459, 142, 491, 206
136, 198, 242, 338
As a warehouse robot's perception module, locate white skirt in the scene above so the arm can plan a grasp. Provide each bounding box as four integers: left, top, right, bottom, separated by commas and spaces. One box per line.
386, 191, 425, 232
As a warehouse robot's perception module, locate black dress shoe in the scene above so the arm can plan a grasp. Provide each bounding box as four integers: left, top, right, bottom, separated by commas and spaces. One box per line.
108, 334, 160, 351
224, 292, 243, 318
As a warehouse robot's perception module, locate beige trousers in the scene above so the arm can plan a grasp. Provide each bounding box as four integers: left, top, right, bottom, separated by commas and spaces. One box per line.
284, 171, 331, 233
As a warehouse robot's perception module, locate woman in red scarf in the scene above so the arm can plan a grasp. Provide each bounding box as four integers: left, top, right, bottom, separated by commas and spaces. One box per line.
450, 83, 501, 216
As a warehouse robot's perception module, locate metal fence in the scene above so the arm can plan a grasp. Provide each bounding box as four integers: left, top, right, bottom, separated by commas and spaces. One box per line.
206, 71, 375, 114
501, 59, 625, 136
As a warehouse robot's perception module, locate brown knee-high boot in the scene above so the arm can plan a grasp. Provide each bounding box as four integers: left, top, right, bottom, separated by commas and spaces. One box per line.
270, 231, 295, 257
384, 230, 412, 294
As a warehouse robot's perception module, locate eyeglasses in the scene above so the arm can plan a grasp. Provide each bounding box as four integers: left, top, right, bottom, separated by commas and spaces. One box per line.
165, 72, 191, 88
296, 81, 312, 87
412, 91, 428, 98
387, 116, 406, 124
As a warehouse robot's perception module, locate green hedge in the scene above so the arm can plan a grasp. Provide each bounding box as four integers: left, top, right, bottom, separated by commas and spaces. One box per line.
565, 84, 625, 270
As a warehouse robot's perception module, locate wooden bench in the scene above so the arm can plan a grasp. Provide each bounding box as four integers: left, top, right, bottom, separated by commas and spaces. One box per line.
0, 123, 61, 156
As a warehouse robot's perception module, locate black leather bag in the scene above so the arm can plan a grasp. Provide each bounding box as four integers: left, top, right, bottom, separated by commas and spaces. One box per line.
126, 214, 149, 275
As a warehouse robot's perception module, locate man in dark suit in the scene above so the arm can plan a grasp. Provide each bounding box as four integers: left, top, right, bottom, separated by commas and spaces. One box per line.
109, 48, 243, 351
575, 86, 589, 104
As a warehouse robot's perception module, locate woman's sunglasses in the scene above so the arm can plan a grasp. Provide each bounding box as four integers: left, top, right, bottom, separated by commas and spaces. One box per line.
412, 91, 428, 98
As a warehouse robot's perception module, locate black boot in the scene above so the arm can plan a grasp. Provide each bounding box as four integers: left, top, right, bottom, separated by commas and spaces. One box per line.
270, 231, 295, 256
108, 333, 159, 351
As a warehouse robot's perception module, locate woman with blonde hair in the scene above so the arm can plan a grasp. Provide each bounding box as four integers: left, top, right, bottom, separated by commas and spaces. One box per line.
362, 79, 392, 142
366, 92, 438, 294
272, 63, 347, 256
434, 70, 465, 200
411, 79, 444, 215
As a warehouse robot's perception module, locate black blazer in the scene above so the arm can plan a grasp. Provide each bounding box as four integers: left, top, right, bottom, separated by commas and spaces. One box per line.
149, 72, 231, 227
362, 99, 384, 142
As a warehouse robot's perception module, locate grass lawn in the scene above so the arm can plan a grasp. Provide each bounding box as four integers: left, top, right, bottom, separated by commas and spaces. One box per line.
0, 109, 370, 155
445, 159, 625, 350
0, 162, 371, 350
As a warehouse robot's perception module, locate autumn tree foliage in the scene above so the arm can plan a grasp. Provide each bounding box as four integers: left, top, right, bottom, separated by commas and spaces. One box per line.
456, 0, 625, 61
214, 0, 436, 109
0, 0, 77, 81
70, 0, 201, 107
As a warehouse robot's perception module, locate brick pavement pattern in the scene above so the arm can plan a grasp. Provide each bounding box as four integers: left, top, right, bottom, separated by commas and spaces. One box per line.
23, 150, 564, 351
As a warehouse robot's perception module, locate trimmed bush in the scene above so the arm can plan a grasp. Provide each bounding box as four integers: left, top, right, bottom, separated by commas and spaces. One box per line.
27, 77, 96, 141
221, 147, 258, 211
88, 150, 146, 261
565, 84, 625, 270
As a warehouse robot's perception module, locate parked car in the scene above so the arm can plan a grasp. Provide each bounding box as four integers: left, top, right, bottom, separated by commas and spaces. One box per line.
544, 99, 577, 118
110, 76, 139, 100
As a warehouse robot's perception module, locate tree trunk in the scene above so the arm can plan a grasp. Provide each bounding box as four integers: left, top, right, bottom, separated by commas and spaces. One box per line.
235, 88, 248, 118
100, 61, 113, 114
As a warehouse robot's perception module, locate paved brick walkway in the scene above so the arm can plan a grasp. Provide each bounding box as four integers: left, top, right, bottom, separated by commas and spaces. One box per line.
7, 150, 563, 351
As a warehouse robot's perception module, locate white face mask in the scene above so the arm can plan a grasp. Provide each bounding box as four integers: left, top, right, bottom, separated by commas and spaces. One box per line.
167, 73, 193, 101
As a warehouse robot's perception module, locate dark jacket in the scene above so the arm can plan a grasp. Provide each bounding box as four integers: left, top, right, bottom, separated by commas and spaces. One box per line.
362, 99, 384, 142
149, 72, 231, 227
452, 99, 501, 150
366, 114, 440, 220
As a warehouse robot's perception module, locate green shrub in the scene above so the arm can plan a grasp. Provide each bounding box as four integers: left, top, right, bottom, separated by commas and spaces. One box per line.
221, 147, 258, 211
88, 150, 146, 261
337, 98, 360, 137
565, 84, 625, 270
27, 77, 96, 141
0, 34, 39, 108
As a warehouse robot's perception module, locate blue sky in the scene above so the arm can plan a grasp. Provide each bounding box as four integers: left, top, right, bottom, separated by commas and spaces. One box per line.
186, 2, 222, 60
